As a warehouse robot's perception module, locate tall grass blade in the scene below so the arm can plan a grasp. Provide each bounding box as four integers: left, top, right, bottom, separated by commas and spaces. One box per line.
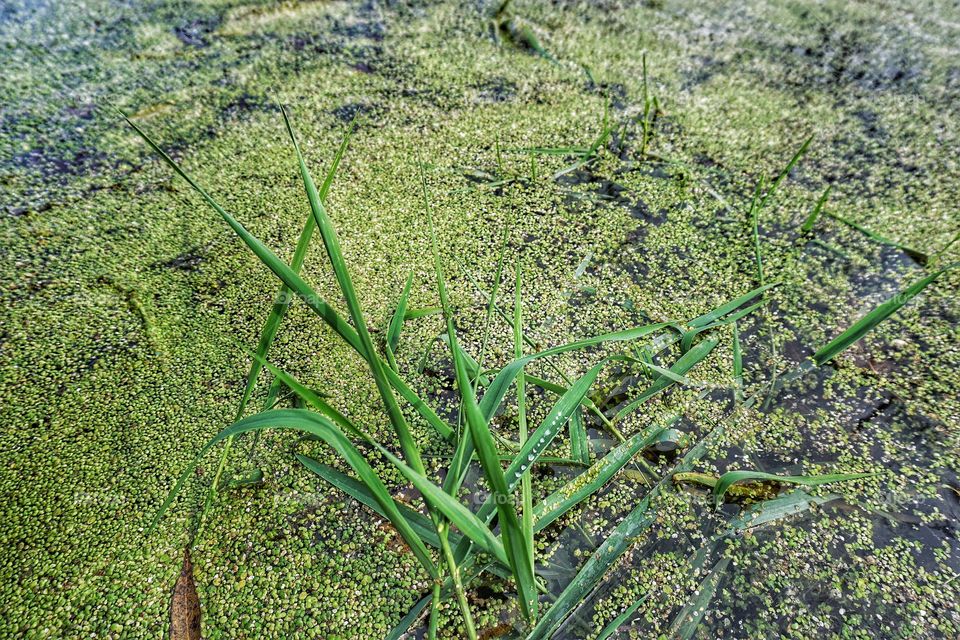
281, 106, 431, 478
420, 162, 538, 623
512, 261, 536, 614
122, 111, 454, 441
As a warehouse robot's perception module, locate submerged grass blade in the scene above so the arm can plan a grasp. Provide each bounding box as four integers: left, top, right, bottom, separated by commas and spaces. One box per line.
665, 557, 730, 640
596, 593, 649, 640
812, 264, 957, 365
711, 470, 874, 507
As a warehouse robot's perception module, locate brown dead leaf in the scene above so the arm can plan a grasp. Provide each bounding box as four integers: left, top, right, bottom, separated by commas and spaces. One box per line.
170, 548, 201, 640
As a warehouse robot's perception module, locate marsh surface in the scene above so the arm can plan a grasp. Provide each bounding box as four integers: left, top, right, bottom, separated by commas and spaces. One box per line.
1, 1, 958, 638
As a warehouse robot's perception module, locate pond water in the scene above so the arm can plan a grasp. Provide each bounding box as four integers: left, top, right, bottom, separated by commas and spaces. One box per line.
1, 1, 958, 638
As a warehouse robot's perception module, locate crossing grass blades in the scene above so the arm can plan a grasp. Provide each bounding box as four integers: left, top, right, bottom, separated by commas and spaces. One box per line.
126, 107, 953, 639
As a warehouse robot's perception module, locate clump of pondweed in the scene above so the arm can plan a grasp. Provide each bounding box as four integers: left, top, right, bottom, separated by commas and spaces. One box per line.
127, 107, 952, 639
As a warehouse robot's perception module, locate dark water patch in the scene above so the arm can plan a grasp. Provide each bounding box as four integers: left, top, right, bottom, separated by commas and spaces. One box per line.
221, 93, 274, 120
174, 15, 222, 48
473, 77, 517, 103
154, 249, 205, 273
330, 102, 376, 123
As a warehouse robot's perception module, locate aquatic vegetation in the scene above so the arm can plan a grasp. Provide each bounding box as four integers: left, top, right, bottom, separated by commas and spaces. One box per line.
126, 98, 952, 638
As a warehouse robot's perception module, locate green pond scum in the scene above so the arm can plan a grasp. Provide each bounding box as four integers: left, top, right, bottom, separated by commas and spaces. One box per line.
1, 0, 959, 638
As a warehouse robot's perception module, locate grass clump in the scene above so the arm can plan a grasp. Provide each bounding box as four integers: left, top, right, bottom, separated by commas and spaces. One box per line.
126, 106, 951, 638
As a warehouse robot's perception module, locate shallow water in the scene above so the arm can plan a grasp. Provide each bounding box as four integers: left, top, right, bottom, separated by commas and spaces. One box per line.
2, 1, 958, 638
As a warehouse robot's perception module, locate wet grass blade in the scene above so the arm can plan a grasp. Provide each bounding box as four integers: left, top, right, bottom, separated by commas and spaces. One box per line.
686, 283, 778, 328
532, 420, 673, 532
801, 185, 831, 233
666, 557, 730, 640
421, 162, 538, 622
568, 408, 589, 465
812, 263, 957, 366
612, 338, 719, 424
711, 470, 875, 507
122, 112, 454, 442
153, 409, 437, 579
282, 105, 430, 478
515, 262, 535, 612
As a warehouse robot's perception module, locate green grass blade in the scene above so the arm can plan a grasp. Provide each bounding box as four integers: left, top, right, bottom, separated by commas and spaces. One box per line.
404, 306, 443, 320
748, 175, 768, 286
801, 185, 831, 233
758, 134, 813, 211
686, 283, 778, 328
732, 321, 743, 402
680, 299, 765, 352
297, 454, 515, 582
281, 106, 430, 478
612, 338, 719, 423
297, 455, 441, 545
237, 120, 353, 422
122, 111, 454, 442
711, 470, 875, 507
568, 408, 589, 465
479, 323, 670, 421
153, 409, 437, 578
420, 162, 538, 621
514, 261, 536, 611
812, 264, 957, 366
532, 420, 672, 532
825, 210, 928, 264
387, 270, 415, 354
